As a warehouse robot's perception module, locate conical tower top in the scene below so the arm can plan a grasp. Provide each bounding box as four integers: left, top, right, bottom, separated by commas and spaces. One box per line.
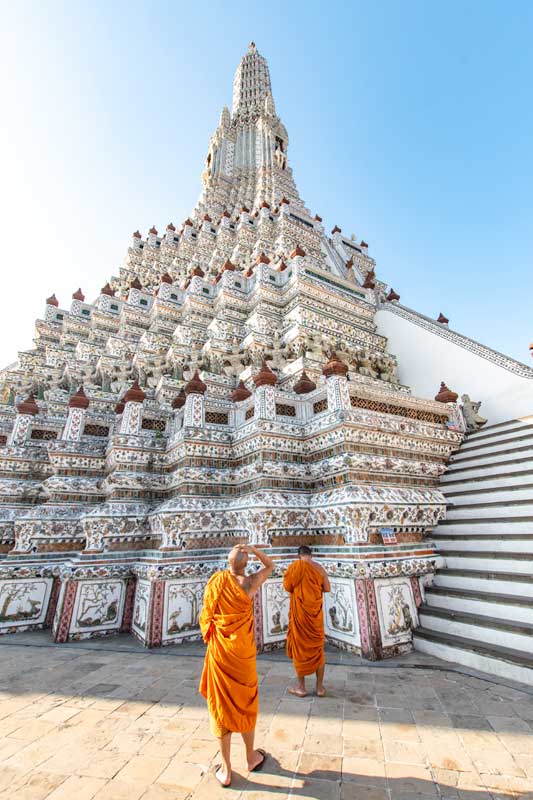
232, 41, 272, 117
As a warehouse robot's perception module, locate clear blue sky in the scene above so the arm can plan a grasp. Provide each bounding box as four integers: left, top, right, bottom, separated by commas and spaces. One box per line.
1, 0, 532, 368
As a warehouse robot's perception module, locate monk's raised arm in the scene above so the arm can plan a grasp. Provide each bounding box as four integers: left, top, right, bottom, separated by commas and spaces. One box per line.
199, 575, 218, 642
246, 545, 275, 596
314, 561, 331, 593
283, 563, 296, 593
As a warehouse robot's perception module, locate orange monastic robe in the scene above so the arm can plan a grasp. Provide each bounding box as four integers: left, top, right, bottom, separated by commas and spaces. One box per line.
199, 570, 258, 734
284, 560, 326, 676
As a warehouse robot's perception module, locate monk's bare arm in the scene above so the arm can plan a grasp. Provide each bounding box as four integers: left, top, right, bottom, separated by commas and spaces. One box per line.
244, 545, 275, 597
313, 560, 331, 592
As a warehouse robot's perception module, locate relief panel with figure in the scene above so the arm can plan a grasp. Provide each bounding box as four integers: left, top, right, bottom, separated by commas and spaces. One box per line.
375, 577, 418, 646
72, 580, 125, 632
0, 579, 52, 628
163, 579, 204, 642
262, 578, 290, 644
324, 578, 360, 646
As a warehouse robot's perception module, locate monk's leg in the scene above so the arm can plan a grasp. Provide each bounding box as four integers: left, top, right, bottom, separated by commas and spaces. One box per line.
216, 731, 232, 786
316, 663, 326, 696
242, 728, 265, 771
288, 671, 307, 697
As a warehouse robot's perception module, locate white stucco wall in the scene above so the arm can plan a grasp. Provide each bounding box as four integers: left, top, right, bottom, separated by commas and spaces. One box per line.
375, 305, 533, 425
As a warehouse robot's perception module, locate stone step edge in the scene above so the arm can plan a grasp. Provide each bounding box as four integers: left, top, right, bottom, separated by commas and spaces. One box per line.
466, 420, 533, 440
418, 605, 533, 635
439, 516, 533, 525
443, 482, 533, 498
446, 499, 533, 511
432, 532, 533, 540
413, 627, 533, 669
450, 443, 533, 466
441, 550, 533, 560
442, 458, 533, 477
436, 567, 533, 583
459, 431, 533, 454
425, 585, 533, 608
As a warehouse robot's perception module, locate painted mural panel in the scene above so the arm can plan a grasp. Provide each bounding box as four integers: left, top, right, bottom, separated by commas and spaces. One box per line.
375, 577, 418, 647
0, 578, 52, 628
324, 578, 360, 646
162, 578, 204, 642
262, 578, 289, 644
71, 580, 125, 633
132, 579, 150, 637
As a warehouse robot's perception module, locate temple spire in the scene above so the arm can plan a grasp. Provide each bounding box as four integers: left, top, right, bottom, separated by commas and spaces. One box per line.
232, 42, 273, 117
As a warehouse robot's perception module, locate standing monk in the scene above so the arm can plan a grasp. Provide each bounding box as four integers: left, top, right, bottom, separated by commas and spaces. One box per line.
284, 545, 331, 697
199, 543, 274, 788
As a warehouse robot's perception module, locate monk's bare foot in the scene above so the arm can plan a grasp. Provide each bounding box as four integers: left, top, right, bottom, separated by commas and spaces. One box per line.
316, 686, 326, 697
248, 748, 267, 772
214, 765, 231, 787
288, 686, 307, 697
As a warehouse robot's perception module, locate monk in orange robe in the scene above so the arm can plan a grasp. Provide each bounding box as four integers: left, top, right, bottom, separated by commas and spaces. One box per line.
199, 543, 274, 787
284, 544, 331, 697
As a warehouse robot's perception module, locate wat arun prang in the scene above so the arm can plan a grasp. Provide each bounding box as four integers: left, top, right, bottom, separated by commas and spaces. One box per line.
0, 43, 465, 656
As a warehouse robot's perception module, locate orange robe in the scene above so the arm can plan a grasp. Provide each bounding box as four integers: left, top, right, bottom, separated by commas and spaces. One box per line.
199, 570, 258, 734
284, 560, 326, 676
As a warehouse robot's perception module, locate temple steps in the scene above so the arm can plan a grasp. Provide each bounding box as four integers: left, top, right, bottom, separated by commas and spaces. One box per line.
413, 418, 533, 685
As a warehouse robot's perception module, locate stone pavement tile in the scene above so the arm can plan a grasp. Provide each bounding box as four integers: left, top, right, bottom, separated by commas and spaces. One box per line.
0, 735, 25, 760
427, 747, 476, 773
291, 776, 341, 800
156, 759, 206, 792
344, 688, 376, 707
110, 701, 155, 719
385, 763, 438, 797
481, 773, 533, 794
494, 731, 533, 755
450, 715, 492, 732
105, 731, 154, 754
92, 779, 148, 799
175, 737, 219, 767
46, 775, 108, 799
138, 734, 187, 758
74, 751, 130, 780
469, 749, 526, 778
342, 756, 386, 787
1, 769, 66, 799
139, 786, 190, 800
239, 750, 298, 787
298, 752, 342, 781
379, 710, 420, 743
6, 718, 59, 742
113, 755, 169, 785
487, 715, 532, 733
302, 733, 343, 755
341, 784, 388, 800
514, 754, 533, 777
342, 735, 384, 760
39, 704, 81, 723
3, 742, 55, 772
383, 740, 429, 766
192, 768, 248, 799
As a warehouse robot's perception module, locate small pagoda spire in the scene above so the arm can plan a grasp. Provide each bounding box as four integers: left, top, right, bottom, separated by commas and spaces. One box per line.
255, 252, 270, 265
294, 371, 316, 394
323, 352, 348, 378
17, 394, 39, 416
69, 386, 90, 409
434, 382, 458, 403
362, 269, 376, 289
46, 293, 59, 307
72, 288, 85, 301
101, 282, 115, 296
331, 225, 342, 235
386, 288, 400, 302
130, 277, 143, 291
253, 361, 277, 387
122, 380, 146, 404
437, 312, 449, 324
231, 380, 252, 402
290, 244, 306, 259
185, 371, 207, 395
160, 272, 173, 284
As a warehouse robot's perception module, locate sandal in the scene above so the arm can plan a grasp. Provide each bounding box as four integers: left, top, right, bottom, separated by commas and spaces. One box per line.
250, 748, 267, 772
214, 764, 231, 788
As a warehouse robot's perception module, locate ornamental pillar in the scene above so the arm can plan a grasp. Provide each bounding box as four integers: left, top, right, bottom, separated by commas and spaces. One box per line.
8, 395, 39, 446
323, 353, 351, 412
119, 381, 146, 435
253, 361, 277, 420
61, 386, 89, 441
183, 371, 207, 427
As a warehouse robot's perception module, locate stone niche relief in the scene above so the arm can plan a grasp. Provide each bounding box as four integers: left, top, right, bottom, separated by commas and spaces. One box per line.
262, 578, 290, 644
71, 580, 125, 633
375, 577, 418, 647
162, 578, 205, 643
324, 578, 360, 646
132, 579, 150, 637
0, 578, 53, 630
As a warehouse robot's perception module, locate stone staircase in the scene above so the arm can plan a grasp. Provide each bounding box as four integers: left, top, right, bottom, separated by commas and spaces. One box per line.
413, 417, 533, 685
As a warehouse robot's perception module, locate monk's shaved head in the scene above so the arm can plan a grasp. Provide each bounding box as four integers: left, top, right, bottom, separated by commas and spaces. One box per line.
298, 545, 312, 557
229, 546, 248, 572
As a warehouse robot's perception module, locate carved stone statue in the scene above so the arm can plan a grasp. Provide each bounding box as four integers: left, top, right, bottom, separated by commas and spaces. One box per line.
461, 394, 487, 431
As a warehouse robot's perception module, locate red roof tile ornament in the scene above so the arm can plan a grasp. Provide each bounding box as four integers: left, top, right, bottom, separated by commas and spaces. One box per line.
434, 382, 458, 403
241, 205, 250, 213
360, 240, 369, 249
276, 260, 288, 272
255, 252, 271, 265
231, 380, 252, 402
172, 389, 186, 409
253, 361, 277, 387
386, 288, 400, 302
185, 370, 207, 396
160, 272, 173, 284
346, 257, 354, 270
314, 214, 323, 222
202, 213, 212, 222
72, 288, 85, 301
222, 210, 231, 218
183, 218, 194, 227
17, 394, 39, 416
222, 259, 235, 272
280, 197, 290, 205
362, 269, 376, 289
332, 225, 342, 234
46, 293, 59, 307
437, 312, 449, 324
323, 352, 349, 378
133, 230, 142, 239
191, 265, 205, 278
244, 266, 255, 278
149, 226, 158, 236
294, 371, 317, 394
260, 201, 271, 209
123, 380, 146, 404
101, 283, 115, 296
290, 244, 306, 259
129, 277, 143, 291
69, 386, 90, 410
166, 222, 176, 232
115, 400, 125, 415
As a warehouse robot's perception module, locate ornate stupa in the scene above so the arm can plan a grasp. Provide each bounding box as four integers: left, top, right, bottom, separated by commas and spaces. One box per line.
1, 43, 529, 663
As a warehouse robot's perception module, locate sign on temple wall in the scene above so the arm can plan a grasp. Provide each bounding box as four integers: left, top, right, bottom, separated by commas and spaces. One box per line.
162, 578, 205, 643
0, 578, 52, 629
375, 577, 418, 647
71, 579, 125, 633
132, 579, 150, 637
262, 578, 290, 644
324, 578, 360, 647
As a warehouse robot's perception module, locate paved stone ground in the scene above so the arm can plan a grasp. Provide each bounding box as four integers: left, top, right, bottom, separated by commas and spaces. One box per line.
0, 635, 532, 800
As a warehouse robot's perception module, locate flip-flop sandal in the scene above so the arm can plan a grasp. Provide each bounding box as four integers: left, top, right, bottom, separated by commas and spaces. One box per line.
214, 764, 231, 788
250, 748, 267, 772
